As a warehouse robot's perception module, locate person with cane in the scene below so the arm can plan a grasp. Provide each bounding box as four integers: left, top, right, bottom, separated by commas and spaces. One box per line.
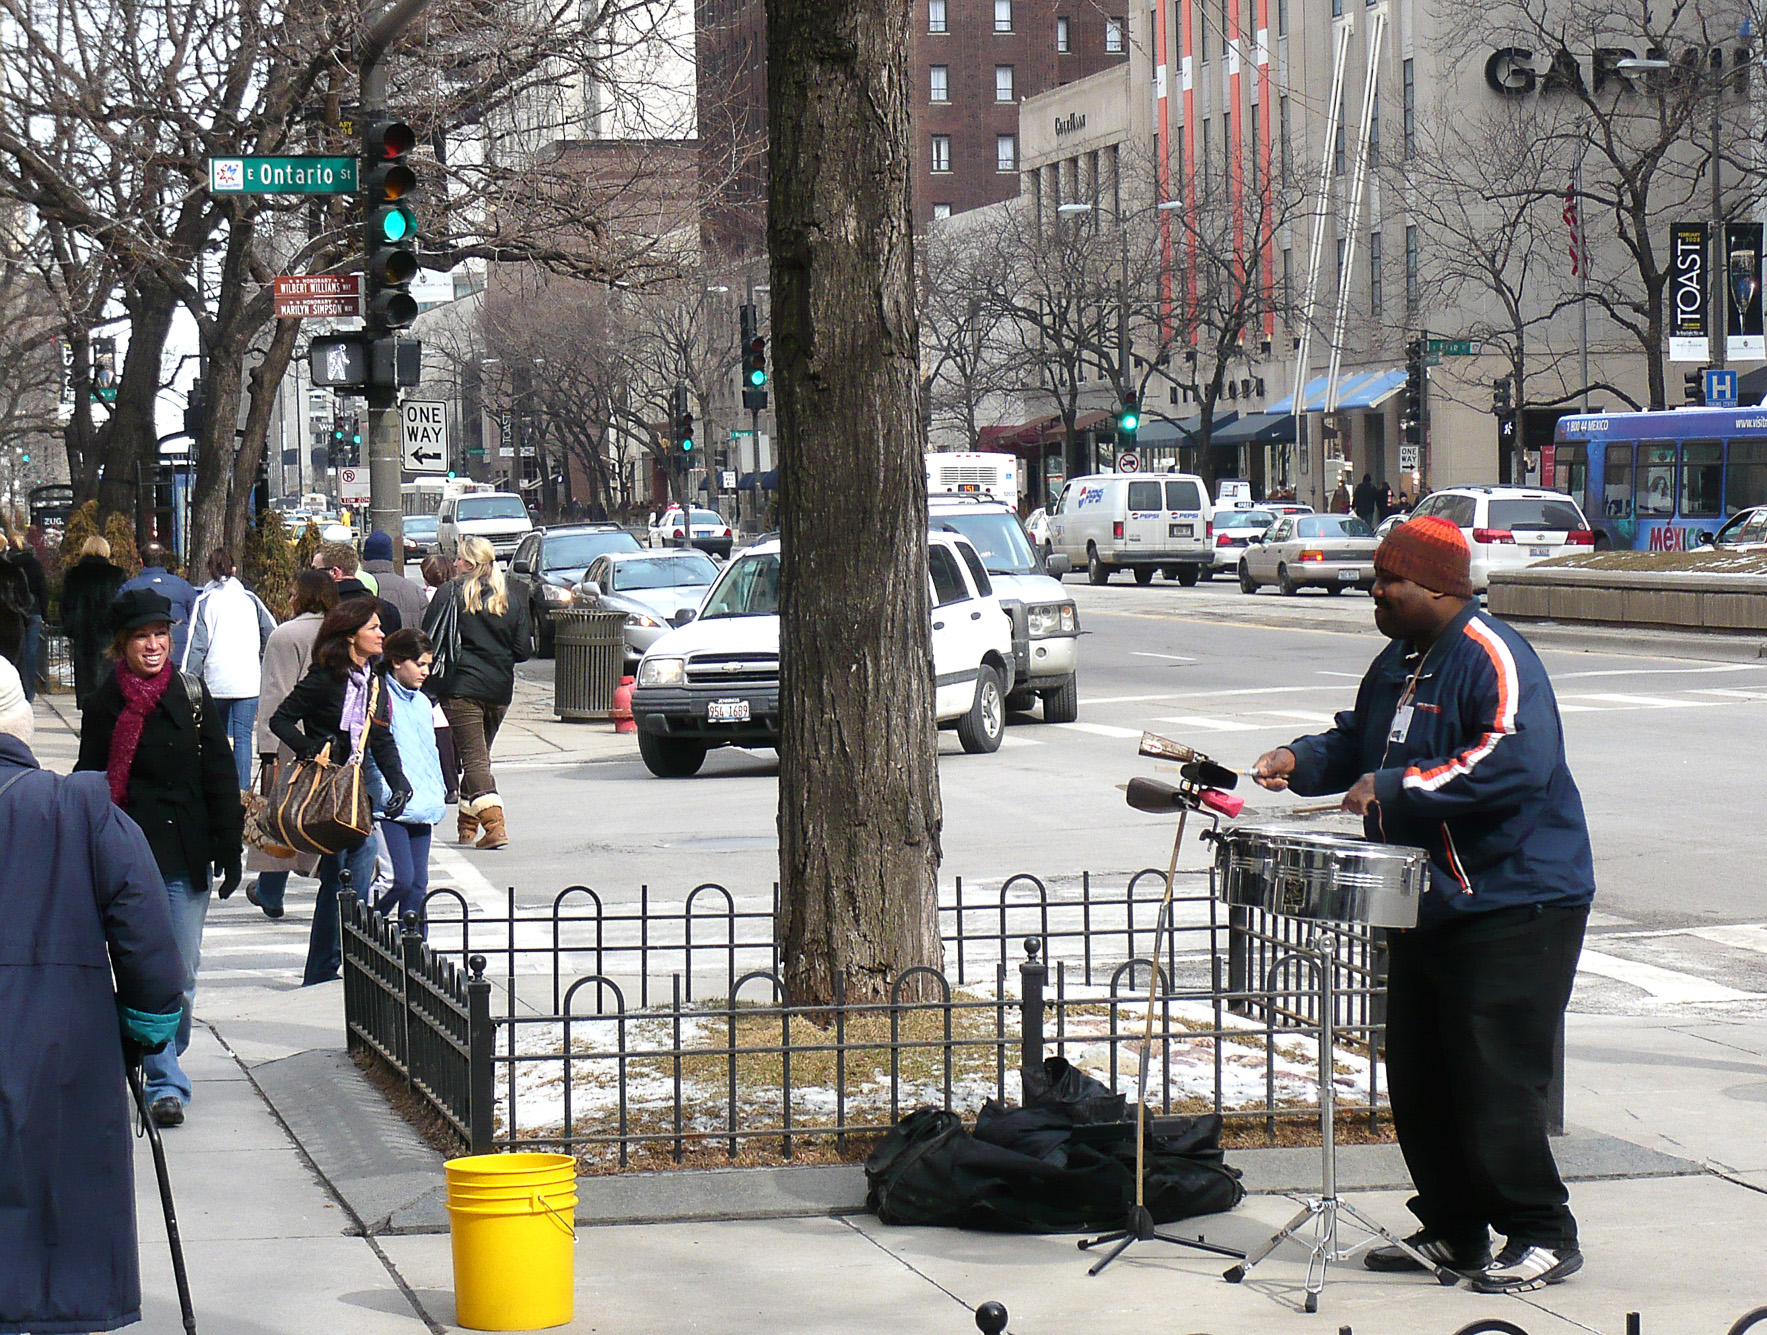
0, 656, 190, 1333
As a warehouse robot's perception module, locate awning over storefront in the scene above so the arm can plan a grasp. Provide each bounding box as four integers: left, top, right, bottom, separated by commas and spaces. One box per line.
1268, 368, 1404, 415
1208, 412, 1296, 446
1136, 410, 1238, 446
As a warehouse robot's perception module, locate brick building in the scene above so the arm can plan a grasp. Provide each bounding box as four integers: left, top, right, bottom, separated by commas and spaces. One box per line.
695, 0, 1128, 248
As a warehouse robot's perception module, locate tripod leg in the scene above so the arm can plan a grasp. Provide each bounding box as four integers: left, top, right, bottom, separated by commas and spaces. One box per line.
1085, 1232, 1138, 1276
1149, 1230, 1245, 1259
1302, 1199, 1335, 1313
1333, 1198, 1462, 1286
1225, 1199, 1319, 1282
1077, 1229, 1129, 1253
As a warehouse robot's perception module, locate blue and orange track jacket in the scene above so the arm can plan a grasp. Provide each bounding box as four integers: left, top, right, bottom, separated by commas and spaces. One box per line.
1285, 602, 1596, 925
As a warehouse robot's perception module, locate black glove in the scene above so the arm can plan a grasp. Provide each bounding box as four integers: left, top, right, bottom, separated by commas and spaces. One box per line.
382, 784, 412, 821
214, 852, 243, 900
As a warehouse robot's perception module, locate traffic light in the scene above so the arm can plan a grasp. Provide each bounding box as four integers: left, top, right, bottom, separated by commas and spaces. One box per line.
1402, 340, 1425, 445
362, 118, 418, 330
1116, 392, 1140, 438
183, 377, 204, 440
1684, 368, 1706, 404
1492, 376, 1514, 415
672, 385, 695, 457
740, 304, 768, 411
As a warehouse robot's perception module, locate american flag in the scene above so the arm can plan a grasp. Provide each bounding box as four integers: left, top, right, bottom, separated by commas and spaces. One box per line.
1563, 187, 1583, 279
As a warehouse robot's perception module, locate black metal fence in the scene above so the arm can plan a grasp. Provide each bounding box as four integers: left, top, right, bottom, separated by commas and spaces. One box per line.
342, 869, 1393, 1165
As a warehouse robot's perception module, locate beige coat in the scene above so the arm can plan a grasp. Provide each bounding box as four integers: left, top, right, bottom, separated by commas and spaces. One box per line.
246, 611, 324, 875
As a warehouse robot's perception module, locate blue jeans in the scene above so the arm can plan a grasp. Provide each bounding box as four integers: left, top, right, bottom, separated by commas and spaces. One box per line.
215, 696, 257, 790
305, 836, 378, 986
142, 871, 212, 1106
376, 821, 433, 929
18, 615, 40, 702
252, 868, 289, 914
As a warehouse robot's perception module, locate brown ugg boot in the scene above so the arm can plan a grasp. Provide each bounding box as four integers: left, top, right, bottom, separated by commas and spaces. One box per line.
474, 794, 509, 850
457, 798, 481, 845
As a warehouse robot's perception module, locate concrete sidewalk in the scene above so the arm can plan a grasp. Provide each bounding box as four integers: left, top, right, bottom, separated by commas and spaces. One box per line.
123, 969, 1767, 1335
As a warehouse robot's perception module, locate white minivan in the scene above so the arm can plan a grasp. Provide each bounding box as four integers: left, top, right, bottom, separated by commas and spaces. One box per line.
1049, 472, 1215, 586
436, 491, 534, 561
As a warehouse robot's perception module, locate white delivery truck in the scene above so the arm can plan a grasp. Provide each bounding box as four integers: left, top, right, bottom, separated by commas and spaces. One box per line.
926, 452, 1020, 506
1049, 471, 1215, 586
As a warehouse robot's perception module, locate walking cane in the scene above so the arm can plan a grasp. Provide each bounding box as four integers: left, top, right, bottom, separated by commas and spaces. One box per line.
127, 1062, 198, 1335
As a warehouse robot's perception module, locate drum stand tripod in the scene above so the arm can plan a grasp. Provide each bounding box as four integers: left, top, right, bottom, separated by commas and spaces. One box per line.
1222, 923, 1458, 1312
1080, 793, 1244, 1275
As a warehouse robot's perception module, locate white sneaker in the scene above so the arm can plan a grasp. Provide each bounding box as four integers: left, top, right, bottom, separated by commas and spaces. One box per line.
1467, 1243, 1583, 1292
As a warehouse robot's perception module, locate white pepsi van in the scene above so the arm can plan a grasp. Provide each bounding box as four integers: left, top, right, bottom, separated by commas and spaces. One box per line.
1049, 472, 1215, 586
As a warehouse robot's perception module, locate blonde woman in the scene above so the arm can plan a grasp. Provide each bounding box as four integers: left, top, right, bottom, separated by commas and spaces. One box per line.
422, 536, 529, 848
60, 535, 129, 707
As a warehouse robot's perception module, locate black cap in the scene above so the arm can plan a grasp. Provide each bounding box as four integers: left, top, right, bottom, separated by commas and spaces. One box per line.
109, 588, 174, 636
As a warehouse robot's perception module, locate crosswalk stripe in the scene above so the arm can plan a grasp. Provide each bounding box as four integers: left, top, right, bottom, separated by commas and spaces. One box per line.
998, 734, 1045, 748
1577, 949, 1766, 1004
431, 844, 515, 917
202, 942, 309, 958
1259, 709, 1338, 724
1557, 703, 1603, 713
1687, 924, 1767, 956
1156, 715, 1266, 732
1688, 688, 1767, 701
1056, 721, 1144, 739
1564, 693, 1713, 709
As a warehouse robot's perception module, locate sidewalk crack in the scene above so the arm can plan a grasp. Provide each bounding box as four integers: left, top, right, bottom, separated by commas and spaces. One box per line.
834, 1213, 972, 1312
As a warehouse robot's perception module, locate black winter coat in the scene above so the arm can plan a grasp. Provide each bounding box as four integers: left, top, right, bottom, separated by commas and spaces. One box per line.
268, 663, 408, 792
422, 579, 530, 706
75, 668, 245, 883
60, 554, 127, 648
0, 734, 185, 1334
6, 545, 47, 618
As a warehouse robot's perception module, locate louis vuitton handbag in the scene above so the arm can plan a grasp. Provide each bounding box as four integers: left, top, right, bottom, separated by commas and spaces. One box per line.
263, 677, 379, 856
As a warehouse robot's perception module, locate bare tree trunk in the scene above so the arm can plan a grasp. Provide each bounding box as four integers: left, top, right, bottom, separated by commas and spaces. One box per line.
95, 279, 177, 537
768, 0, 943, 1007
226, 320, 300, 554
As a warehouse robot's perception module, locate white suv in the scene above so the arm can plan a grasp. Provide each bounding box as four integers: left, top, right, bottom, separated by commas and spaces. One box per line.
436, 491, 534, 560
1406, 486, 1595, 592
630, 532, 1016, 777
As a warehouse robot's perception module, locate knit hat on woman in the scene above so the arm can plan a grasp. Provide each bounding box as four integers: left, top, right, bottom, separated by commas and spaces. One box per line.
1373, 515, 1475, 599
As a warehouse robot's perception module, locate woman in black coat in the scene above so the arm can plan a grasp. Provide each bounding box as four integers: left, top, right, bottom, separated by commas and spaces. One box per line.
74, 588, 243, 1127
60, 535, 129, 707
269, 597, 410, 985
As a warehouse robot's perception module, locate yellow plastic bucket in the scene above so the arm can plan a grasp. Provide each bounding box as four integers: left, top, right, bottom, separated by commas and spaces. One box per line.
445, 1153, 577, 1330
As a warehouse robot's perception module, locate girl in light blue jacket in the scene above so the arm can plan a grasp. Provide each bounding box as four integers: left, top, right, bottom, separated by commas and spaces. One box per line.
368, 628, 448, 927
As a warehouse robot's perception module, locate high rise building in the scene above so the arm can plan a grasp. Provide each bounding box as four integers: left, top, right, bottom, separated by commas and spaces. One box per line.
695, 0, 1128, 251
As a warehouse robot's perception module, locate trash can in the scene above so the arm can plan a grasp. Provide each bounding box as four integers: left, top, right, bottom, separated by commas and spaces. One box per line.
553, 610, 626, 721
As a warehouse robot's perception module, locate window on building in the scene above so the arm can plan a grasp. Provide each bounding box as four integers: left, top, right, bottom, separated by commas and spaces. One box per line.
930, 65, 949, 101
1368, 87, 1379, 165
1280, 96, 1291, 180
1278, 0, 1288, 35
1199, 119, 1212, 201
1282, 246, 1294, 320
1332, 0, 1342, 14
1222, 110, 1233, 191
1369, 231, 1382, 317
1249, 103, 1259, 191
1405, 224, 1419, 313
997, 134, 1018, 172
1403, 59, 1416, 159
1336, 237, 1346, 296
1199, 10, 1208, 62
932, 202, 953, 221
996, 65, 1015, 101
1105, 16, 1124, 51
928, 0, 947, 32
931, 135, 952, 173
1334, 106, 1346, 174
1056, 15, 1070, 51
994, 0, 1012, 32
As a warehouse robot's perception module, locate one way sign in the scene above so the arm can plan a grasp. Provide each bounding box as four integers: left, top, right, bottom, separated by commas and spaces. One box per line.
401, 400, 448, 474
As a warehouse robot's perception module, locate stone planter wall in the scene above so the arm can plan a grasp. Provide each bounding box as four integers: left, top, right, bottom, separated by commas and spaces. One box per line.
1487, 568, 1767, 632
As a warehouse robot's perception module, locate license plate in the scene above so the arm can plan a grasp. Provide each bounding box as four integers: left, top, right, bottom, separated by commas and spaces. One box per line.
707, 699, 749, 723
1530, 546, 1551, 557
1338, 568, 1361, 581
1170, 523, 1193, 538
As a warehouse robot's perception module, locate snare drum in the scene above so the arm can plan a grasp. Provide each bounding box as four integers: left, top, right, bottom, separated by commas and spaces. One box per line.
1212, 826, 1428, 929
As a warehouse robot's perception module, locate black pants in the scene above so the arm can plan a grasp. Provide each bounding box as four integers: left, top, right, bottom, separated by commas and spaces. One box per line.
1384, 903, 1588, 1250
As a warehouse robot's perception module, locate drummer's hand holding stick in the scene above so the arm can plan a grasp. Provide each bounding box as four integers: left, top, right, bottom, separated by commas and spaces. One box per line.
1341, 773, 1379, 816
1251, 747, 1297, 791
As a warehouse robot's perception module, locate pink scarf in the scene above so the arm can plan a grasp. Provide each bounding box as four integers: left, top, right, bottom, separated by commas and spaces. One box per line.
108, 661, 173, 806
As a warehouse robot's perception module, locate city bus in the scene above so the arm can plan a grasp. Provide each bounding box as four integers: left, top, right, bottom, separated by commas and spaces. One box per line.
1551, 406, 1767, 551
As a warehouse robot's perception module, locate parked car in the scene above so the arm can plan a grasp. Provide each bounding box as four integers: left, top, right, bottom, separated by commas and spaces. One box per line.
1407, 486, 1594, 592
575, 550, 721, 670
1374, 512, 1408, 543
1239, 513, 1380, 595
631, 532, 1015, 777
437, 490, 534, 560
1707, 505, 1767, 551
650, 506, 735, 557
1025, 506, 1052, 555
1207, 508, 1277, 577
1265, 502, 1316, 518
1048, 471, 1215, 586
509, 524, 645, 656
402, 514, 438, 562
929, 493, 1080, 722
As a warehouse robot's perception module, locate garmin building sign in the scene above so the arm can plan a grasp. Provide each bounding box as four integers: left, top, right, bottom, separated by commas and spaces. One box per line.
1485, 45, 1751, 96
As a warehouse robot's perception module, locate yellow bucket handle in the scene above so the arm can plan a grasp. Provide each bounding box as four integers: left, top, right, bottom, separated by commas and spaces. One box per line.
533, 1188, 577, 1240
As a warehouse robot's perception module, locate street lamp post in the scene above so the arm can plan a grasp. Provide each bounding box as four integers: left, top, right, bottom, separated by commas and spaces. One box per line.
1057, 199, 1132, 471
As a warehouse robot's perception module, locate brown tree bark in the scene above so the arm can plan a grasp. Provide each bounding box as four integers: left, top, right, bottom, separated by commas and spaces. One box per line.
767, 0, 943, 1007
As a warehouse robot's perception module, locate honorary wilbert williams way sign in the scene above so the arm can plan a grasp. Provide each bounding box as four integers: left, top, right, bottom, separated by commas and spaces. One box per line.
208, 156, 358, 194
273, 275, 362, 320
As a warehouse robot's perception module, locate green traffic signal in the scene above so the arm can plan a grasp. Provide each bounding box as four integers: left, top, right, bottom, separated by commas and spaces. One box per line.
748, 368, 766, 387
1119, 410, 1139, 432
373, 204, 414, 243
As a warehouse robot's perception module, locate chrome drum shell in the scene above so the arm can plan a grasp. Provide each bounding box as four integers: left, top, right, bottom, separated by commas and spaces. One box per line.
1213, 826, 1428, 930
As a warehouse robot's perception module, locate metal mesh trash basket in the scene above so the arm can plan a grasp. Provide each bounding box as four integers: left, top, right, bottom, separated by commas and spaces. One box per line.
553, 610, 626, 721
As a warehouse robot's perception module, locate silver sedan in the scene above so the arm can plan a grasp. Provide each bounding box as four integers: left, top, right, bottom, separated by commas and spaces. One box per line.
1239, 513, 1379, 596
575, 550, 722, 668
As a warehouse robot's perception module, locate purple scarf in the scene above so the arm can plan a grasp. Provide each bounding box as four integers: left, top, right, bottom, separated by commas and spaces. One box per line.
108, 661, 173, 805
339, 666, 372, 756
